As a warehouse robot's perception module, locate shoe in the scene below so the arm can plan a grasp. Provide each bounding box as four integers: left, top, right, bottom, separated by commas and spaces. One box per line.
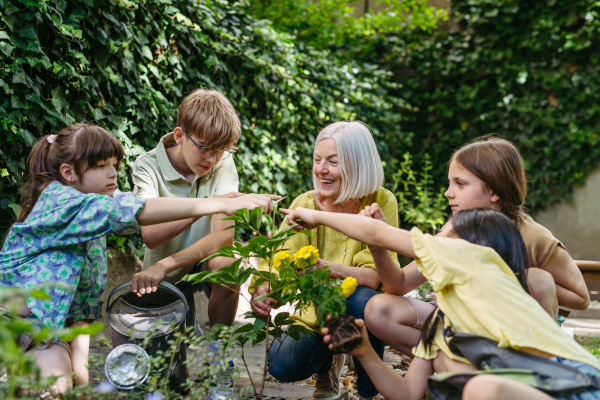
313, 353, 346, 400
209, 360, 236, 400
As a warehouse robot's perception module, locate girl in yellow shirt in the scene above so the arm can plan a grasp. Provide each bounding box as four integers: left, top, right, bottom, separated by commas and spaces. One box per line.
281, 206, 600, 400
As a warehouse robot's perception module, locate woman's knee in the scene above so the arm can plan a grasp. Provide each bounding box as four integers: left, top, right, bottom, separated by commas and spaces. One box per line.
364, 295, 393, 336
346, 287, 378, 318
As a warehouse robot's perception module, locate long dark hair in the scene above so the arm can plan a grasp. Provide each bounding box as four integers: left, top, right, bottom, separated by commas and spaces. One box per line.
450, 135, 527, 222
420, 208, 530, 348
18, 123, 124, 223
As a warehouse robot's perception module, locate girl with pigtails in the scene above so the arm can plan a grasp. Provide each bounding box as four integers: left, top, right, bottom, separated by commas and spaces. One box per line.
0, 123, 278, 393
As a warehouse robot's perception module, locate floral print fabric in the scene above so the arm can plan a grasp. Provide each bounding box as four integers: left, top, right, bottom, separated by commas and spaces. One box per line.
0, 181, 146, 329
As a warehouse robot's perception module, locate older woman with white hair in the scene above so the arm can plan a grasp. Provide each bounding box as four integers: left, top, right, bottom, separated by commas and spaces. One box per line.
249, 121, 399, 400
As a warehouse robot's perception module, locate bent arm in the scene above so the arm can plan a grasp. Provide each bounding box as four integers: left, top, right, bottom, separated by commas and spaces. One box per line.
372, 247, 426, 295
142, 214, 234, 275
327, 263, 380, 291
141, 218, 198, 249
542, 247, 590, 310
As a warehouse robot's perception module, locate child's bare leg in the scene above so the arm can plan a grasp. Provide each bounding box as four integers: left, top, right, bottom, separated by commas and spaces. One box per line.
32, 344, 72, 393
364, 295, 422, 355
462, 375, 553, 400
69, 320, 90, 386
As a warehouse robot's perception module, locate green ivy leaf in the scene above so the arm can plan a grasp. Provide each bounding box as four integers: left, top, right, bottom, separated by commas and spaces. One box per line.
51, 88, 68, 112
17, 25, 37, 39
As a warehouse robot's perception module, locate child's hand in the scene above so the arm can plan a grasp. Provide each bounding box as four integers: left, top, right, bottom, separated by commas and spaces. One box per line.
131, 264, 167, 297
279, 207, 320, 230
360, 203, 386, 223
322, 316, 372, 358
223, 193, 281, 215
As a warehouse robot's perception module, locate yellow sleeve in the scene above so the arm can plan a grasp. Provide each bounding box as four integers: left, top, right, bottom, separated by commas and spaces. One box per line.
354, 189, 400, 269
248, 193, 314, 293
411, 228, 480, 291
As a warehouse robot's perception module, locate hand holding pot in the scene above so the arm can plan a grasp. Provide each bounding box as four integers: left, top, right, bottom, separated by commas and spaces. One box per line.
131, 264, 167, 297
322, 316, 371, 357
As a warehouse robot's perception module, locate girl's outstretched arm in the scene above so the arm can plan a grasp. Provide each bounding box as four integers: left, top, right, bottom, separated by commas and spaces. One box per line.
137, 194, 280, 225
323, 319, 432, 400
280, 207, 417, 259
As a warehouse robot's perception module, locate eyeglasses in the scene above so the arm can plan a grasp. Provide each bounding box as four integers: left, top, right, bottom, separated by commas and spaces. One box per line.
180, 129, 233, 161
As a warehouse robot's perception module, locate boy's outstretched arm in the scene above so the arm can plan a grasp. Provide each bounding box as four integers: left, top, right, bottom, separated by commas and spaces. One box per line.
323, 319, 432, 400
280, 207, 418, 259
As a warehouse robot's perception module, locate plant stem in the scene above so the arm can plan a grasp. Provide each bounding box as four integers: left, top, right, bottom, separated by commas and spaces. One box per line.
265, 334, 287, 373
259, 314, 271, 399
241, 344, 258, 398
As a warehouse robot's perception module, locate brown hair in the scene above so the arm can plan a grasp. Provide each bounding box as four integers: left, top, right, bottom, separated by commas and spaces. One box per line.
177, 89, 241, 150
449, 135, 527, 222
18, 123, 124, 222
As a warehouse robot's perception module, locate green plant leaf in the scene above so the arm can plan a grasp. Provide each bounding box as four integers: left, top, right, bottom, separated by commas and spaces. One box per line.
250, 206, 262, 231
253, 317, 266, 333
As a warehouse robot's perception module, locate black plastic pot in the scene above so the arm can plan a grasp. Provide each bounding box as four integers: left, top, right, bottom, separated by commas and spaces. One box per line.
107, 280, 189, 393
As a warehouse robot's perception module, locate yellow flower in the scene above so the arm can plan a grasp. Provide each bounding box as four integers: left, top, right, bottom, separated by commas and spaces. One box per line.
273, 251, 292, 271
293, 245, 320, 268
341, 277, 358, 298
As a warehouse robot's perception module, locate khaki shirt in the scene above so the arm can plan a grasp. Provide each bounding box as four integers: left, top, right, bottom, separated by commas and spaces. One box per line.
518, 214, 567, 270
132, 133, 239, 283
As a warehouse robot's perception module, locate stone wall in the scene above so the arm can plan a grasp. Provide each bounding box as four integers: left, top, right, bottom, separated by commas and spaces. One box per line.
534, 167, 600, 262
93, 247, 209, 347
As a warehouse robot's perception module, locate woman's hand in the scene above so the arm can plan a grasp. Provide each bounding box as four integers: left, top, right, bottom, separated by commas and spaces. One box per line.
251, 284, 276, 317
322, 316, 372, 358
222, 193, 281, 216
296, 258, 330, 276
360, 203, 386, 223
279, 207, 321, 230
131, 264, 167, 297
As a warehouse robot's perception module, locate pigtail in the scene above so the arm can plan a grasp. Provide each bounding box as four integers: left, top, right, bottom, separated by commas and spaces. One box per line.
17, 135, 58, 222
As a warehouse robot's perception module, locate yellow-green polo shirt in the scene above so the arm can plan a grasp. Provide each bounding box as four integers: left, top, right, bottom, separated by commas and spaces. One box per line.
132, 132, 239, 284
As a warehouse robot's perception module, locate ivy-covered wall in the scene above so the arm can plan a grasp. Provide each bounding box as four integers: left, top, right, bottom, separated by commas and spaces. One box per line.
0, 0, 406, 239
384, 0, 600, 212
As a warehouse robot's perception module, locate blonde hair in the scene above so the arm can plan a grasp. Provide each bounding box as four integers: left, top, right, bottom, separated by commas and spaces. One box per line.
177, 89, 241, 150
312, 121, 384, 204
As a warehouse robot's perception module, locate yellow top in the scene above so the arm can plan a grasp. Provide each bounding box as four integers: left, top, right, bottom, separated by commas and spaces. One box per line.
411, 228, 600, 369
249, 188, 400, 331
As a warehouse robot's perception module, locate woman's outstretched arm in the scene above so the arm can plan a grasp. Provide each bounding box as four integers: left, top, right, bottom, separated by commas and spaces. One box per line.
280, 207, 417, 259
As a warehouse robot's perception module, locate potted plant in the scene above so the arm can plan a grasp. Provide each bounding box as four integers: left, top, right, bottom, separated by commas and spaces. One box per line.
182, 206, 359, 399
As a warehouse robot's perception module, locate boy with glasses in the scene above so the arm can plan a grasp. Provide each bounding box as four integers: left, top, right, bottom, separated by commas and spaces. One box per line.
131, 89, 271, 398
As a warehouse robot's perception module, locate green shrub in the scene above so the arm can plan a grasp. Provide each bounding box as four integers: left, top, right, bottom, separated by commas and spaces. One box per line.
0, 0, 406, 247
384, 0, 600, 212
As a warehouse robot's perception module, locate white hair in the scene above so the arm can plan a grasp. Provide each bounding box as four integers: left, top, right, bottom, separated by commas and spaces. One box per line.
312, 121, 384, 204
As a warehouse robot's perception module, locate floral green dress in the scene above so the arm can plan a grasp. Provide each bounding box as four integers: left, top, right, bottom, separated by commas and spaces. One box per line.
0, 181, 146, 329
